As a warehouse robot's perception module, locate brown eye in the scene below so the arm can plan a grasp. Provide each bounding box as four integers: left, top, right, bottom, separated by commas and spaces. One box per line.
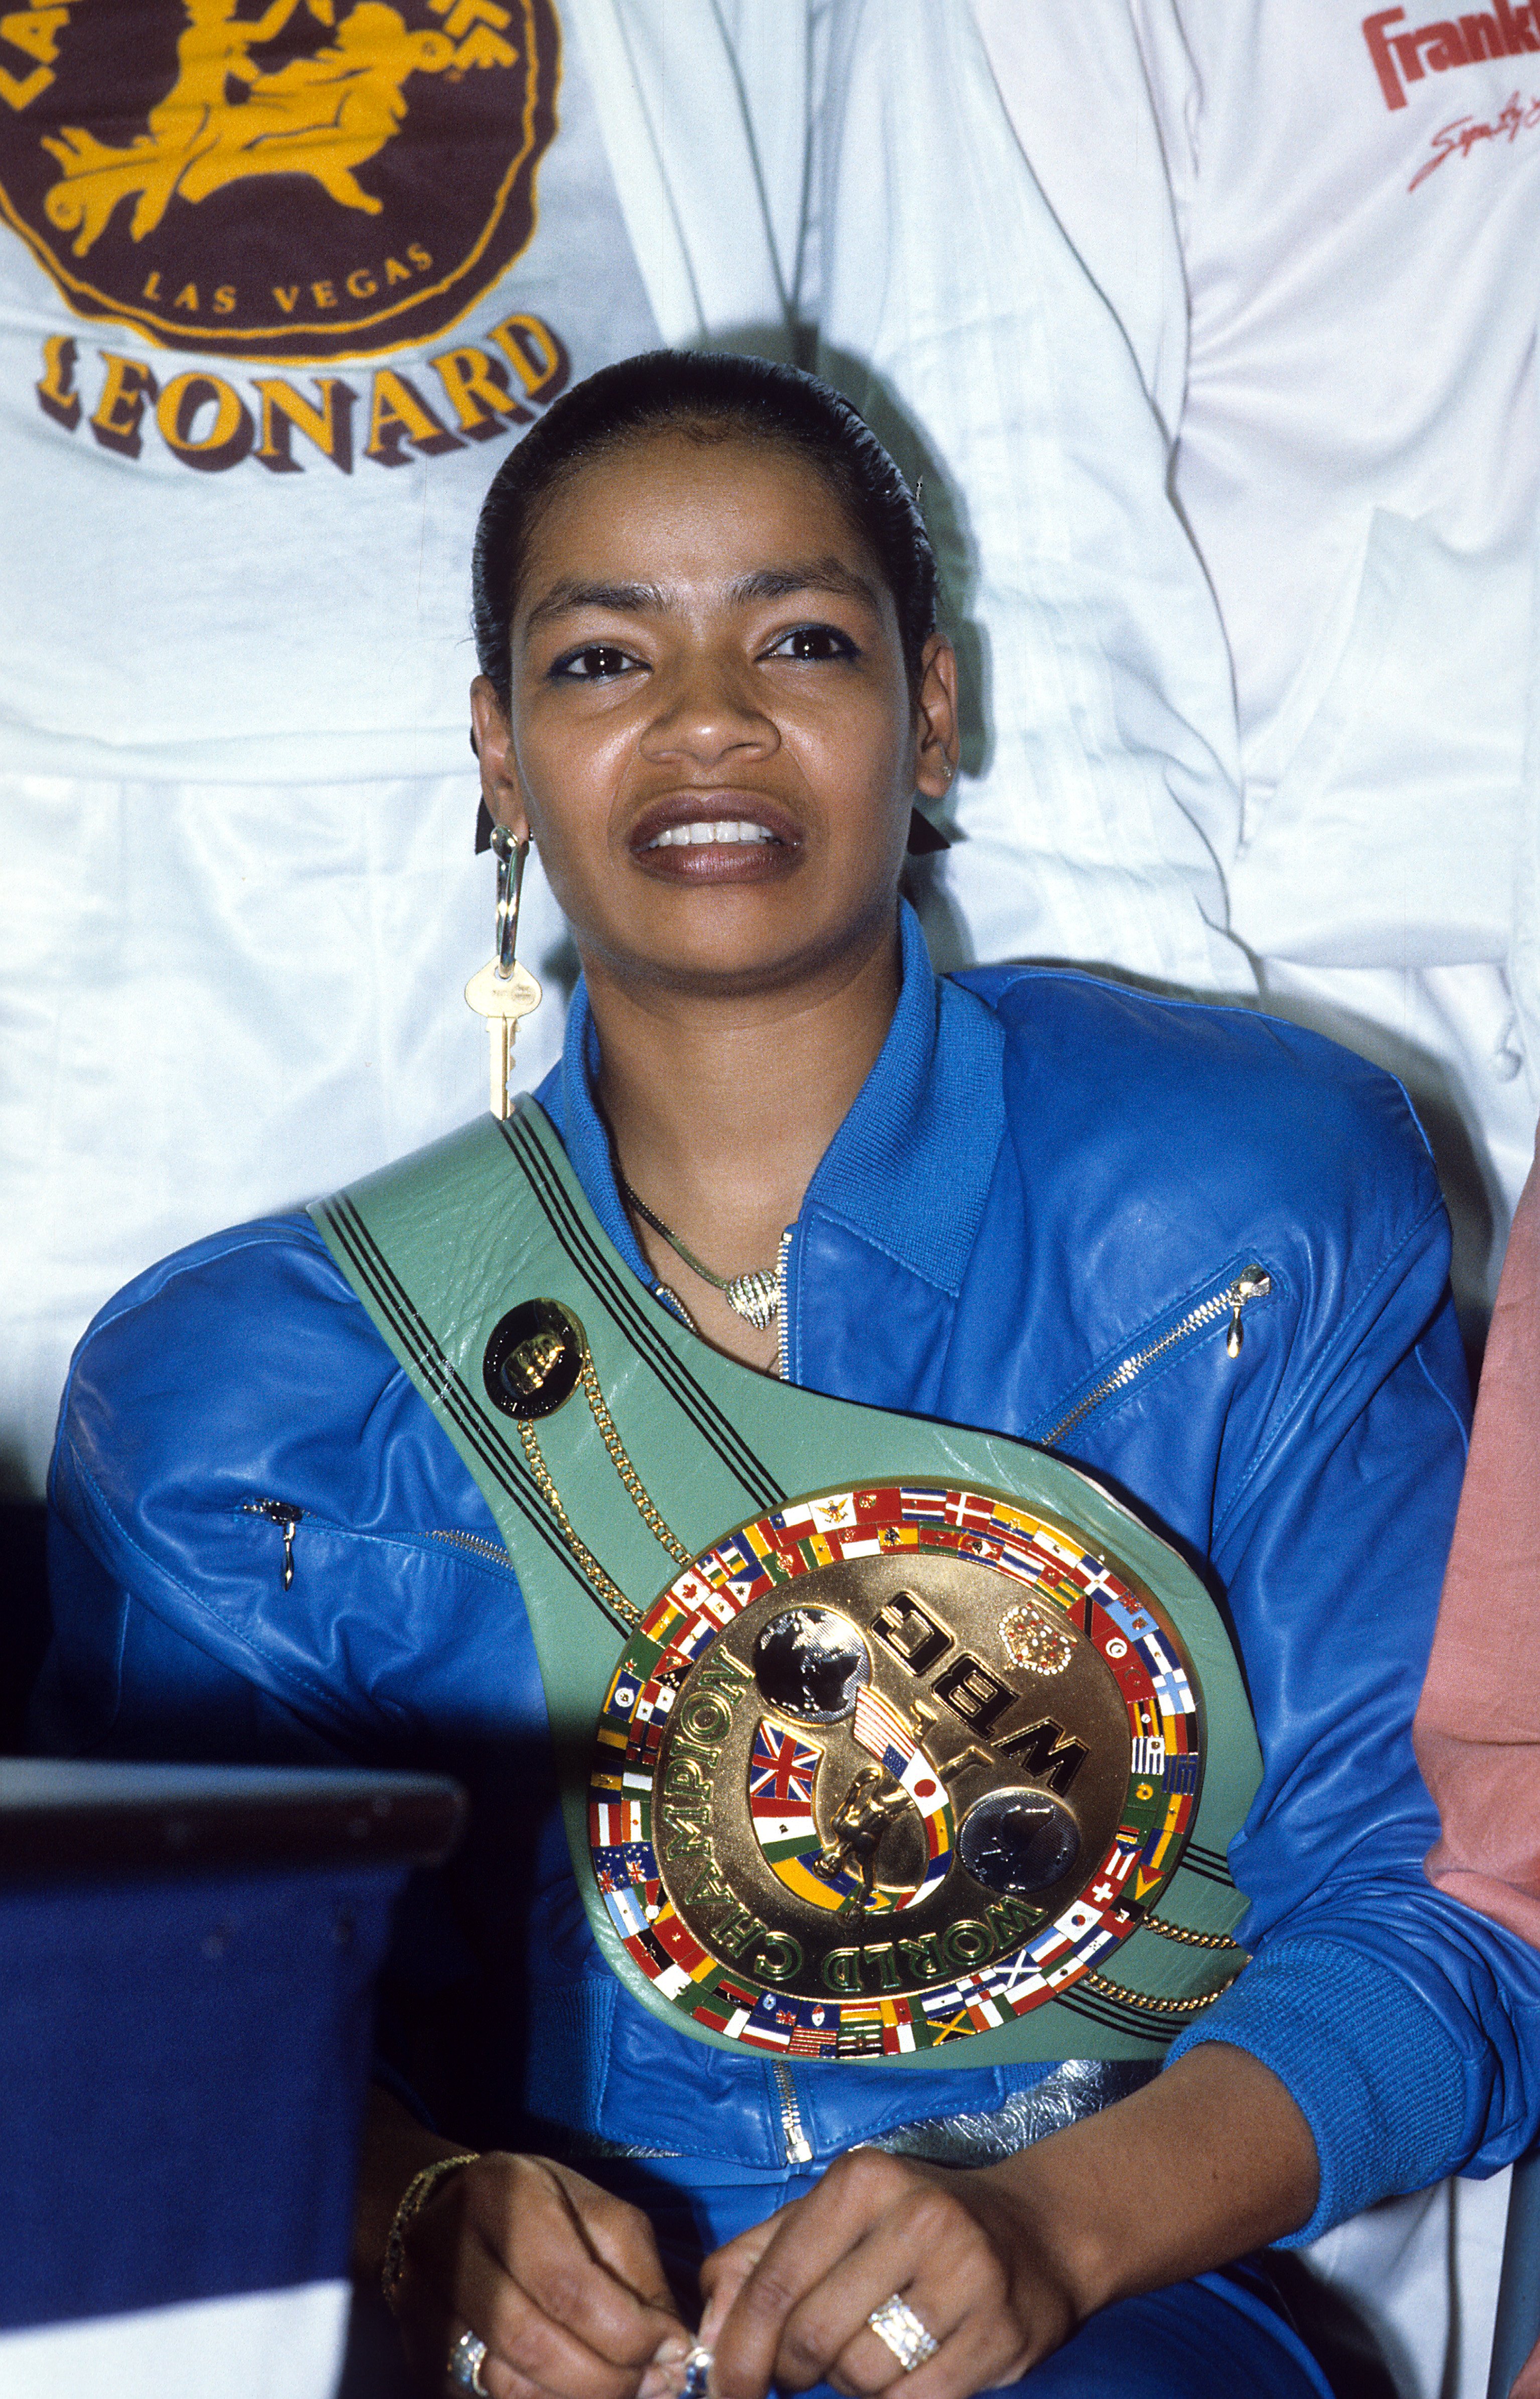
551, 644, 637, 681
768, 624, 859, 663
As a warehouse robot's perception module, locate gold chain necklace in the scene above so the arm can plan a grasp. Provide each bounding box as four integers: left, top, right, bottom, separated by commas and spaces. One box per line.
619, 1175, 782, 1331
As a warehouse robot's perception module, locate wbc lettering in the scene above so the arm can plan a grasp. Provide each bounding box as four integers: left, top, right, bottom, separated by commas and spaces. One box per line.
872, 1587, 1088, 1793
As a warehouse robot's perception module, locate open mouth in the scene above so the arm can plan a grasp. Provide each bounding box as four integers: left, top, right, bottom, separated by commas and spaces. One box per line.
630, 797, 802, 883
645, 819, 778, 849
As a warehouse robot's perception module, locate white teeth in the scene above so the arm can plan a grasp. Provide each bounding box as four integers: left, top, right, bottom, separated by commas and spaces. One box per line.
646, 819, 778, 849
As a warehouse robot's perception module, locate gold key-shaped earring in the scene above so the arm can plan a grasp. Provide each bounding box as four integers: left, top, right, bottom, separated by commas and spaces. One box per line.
466, 826, 541, 1122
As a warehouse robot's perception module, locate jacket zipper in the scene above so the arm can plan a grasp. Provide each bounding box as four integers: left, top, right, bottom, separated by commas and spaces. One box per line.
775, 1227, 794, 1382
245, 1503, 515, 1585
1039, 1265, 1273, 1449
772, 2058, 813, 2163
243, 1498, 303, 1590
429, 1527, 514, 1567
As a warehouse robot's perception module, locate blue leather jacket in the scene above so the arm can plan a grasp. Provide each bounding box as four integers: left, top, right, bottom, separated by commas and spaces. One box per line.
41, 910, 1540, 2242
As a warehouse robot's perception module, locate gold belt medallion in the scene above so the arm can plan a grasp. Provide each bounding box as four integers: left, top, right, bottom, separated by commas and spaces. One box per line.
587, 1483, 1204, 2058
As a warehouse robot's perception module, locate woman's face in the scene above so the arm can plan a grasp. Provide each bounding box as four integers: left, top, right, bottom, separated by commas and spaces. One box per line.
471, 428, 957, 999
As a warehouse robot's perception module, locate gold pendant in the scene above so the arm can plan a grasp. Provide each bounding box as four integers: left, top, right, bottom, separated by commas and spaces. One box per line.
722, 1268, 780, 1330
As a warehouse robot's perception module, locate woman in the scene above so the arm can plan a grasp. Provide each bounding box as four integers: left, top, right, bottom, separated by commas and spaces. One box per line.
41, 354, 1540, 2398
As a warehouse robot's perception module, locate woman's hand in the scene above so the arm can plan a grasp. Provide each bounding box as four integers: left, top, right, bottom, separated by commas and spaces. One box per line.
389, 2149, 691, 2399
698, 2148, 1072, 2399
396, 2150, 691, 2397
356, 2089, 690, 2397
697, 2046, 1319, 2399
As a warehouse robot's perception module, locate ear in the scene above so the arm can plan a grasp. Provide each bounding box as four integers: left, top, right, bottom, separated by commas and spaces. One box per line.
911, 634, 960, 803
470, 676, 531, 844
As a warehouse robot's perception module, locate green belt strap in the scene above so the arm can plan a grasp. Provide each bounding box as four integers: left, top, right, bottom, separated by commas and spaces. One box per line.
313, 1099, 1261, 2066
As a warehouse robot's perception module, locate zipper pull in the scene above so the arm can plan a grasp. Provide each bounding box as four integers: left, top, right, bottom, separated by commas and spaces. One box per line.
775, 1227, 794, 1382
771, 2057, 814, 2163
1225, 1265, 1272, 1359
245, 1499, 302, 1589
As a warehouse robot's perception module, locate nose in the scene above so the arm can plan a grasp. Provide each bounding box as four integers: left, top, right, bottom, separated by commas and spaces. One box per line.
639, 648, 777, 770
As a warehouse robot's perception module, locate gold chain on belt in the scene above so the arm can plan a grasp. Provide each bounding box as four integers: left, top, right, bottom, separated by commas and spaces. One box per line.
1079, 1965, 1243, 2015
516, 1349, 693, 1634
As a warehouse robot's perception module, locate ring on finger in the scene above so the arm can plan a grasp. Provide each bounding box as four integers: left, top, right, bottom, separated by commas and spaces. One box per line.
448, 2328, 491, 2395
867, 2296, 938, 2374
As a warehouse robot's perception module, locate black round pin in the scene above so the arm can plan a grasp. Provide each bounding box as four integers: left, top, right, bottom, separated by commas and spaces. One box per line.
483, 1299, 586, 1421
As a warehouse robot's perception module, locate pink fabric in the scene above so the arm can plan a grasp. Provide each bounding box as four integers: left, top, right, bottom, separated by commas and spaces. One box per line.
1416, 1121, 1540, 1948
1416, 1126, 1540, 2399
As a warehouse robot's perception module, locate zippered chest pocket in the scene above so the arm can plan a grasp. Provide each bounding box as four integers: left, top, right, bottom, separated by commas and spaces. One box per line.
240, 1501, 519, 1597
1029, 1264, 1274, 1451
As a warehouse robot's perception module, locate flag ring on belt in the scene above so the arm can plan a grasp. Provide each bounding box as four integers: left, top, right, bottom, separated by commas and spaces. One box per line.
586, 1482, 1201, 2059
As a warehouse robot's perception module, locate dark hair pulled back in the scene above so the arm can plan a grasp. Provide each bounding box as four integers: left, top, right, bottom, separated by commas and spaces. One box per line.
471, 349, 938, 712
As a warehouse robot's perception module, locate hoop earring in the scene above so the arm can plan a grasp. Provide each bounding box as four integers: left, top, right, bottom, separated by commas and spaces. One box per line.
465, 825, 542, 1121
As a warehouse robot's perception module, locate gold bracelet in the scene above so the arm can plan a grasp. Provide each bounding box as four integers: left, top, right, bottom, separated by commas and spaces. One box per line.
381, 2151, 481, 2311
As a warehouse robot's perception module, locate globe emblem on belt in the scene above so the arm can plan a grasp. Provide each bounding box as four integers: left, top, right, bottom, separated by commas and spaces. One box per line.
586, 1484, 1208, 2057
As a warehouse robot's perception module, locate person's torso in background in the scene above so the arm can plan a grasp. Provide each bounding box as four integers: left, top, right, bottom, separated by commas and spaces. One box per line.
978, 0, 1540, 1326
1152, 0, 1540, 1291
984, 0, 1539, 932
0, 0, 662, 782
1152, 0, 1540, 785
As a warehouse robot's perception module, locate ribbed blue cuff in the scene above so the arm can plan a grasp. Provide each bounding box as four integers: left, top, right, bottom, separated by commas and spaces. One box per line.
1166, 1935, 1467, 2243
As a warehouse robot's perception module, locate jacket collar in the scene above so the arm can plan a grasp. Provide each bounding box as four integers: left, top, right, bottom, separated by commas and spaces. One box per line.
538, 902, 1006, 1303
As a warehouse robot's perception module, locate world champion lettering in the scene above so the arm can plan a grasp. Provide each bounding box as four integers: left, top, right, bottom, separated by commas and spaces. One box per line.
653, 1653, 810, 1988
32, 309, 570, 472
653, 1657, 1038, 2000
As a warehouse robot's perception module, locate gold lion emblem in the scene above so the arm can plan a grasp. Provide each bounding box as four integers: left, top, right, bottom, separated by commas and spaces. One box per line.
43, 0, 458, 256
0, 0, 558, 359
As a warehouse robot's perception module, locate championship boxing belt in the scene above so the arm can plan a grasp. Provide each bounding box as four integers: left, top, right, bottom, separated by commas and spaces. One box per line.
313, 1102, 1261, 2068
